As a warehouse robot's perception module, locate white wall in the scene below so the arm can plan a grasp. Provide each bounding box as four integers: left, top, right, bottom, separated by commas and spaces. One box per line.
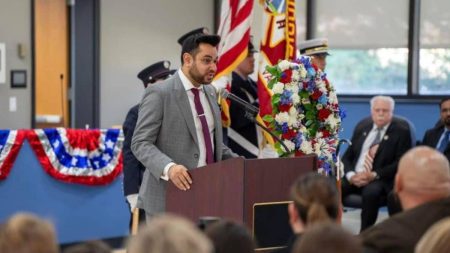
100, 0, 215, 127
0, 0, 31, 129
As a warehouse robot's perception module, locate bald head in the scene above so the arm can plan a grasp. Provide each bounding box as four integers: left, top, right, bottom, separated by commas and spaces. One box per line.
395, 146, 450, 209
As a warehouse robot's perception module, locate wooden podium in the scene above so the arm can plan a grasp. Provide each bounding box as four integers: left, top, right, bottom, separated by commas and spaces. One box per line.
166, 155, 317, 250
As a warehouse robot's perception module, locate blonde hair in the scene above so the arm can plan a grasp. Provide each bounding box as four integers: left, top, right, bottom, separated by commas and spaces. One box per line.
127, 214, 212, 253
0, 212, 58, 253
415, 217, 450, 253
290, 173, 339, 225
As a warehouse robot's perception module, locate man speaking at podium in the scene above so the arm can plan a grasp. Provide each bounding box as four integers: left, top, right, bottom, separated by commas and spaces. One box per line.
131, 33, 237, 220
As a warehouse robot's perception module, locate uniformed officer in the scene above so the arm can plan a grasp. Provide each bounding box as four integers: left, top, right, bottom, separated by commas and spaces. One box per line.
298, 38, 330, 71
122, 60, 175, 228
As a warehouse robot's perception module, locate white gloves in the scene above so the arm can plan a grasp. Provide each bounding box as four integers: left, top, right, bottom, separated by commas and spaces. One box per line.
126, 194, 138, 212
258, 144, 279, 158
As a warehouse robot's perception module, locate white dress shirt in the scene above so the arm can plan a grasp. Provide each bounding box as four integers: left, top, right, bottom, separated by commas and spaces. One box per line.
346, 123, 389, 181
161, 70, 215, 180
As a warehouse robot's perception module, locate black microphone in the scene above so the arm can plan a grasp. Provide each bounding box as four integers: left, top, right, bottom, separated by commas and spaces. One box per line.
220, 88, 290, 154
220, 89, 259, 116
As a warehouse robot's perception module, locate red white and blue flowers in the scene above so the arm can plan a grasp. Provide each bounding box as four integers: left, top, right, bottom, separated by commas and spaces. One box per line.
263, 56, 344, 175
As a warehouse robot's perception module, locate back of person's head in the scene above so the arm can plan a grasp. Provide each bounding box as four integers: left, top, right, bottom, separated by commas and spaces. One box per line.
0, 212, 58, 253
180, 34, 220, 64
415, 217, 450, 253
63, 240, 111, 253
293, 222, 362, 253
290, 173, 339, 225
127, 213, 212, 253
395, 146, 450, 210
204, 220, 255, 253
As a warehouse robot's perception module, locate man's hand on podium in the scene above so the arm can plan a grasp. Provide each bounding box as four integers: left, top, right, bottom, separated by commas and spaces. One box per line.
168, 164, 192, 191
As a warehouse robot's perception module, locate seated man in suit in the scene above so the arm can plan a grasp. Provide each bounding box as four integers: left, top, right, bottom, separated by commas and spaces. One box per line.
341, 95, 412, 231
422, 97, 450, 161
360, 146, 450, 253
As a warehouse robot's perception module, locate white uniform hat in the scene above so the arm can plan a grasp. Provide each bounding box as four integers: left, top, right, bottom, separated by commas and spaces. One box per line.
298, 38, 330, 56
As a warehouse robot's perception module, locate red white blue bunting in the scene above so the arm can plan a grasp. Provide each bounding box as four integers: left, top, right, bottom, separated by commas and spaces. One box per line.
0, 129, 26, 180
27, 128, 124, 185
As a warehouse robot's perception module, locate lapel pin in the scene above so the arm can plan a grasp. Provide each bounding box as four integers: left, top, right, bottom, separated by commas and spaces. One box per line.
383, 135, 389, 141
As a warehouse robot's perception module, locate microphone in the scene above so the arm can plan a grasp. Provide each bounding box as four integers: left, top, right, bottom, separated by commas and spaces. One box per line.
219, 88, 290, 154
220, 89, 259, 116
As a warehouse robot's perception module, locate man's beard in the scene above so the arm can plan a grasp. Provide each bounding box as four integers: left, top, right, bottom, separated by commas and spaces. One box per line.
189, 64, 214, 85
444, 117, 450, 127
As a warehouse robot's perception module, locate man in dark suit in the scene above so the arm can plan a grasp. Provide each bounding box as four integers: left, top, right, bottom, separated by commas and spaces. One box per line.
361, 146, 450, 253
131, 34, 238, 220
422, 98, 450, 161
341, 95, 412, 231
228, 41, 259, 158
122, 60, 175, 225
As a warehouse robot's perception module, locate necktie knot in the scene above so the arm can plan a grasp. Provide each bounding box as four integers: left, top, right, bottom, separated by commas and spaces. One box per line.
191, 88, 200, 96
371, 127, 383, 147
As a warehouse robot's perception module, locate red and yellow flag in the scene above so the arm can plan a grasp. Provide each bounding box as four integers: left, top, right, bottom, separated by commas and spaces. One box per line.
257, 0, 297, 118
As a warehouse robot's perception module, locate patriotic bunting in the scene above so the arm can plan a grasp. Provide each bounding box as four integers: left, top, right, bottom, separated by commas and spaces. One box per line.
27, 128, 124, 185
0, 130, 26, 180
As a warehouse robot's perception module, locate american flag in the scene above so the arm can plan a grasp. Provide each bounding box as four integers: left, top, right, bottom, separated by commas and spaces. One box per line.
213, 0, 254, 127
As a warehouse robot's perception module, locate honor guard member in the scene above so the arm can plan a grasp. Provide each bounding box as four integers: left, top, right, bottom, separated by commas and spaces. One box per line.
298, 38, 330, 71
122, 60, 175, 227
228, 41, 260, 158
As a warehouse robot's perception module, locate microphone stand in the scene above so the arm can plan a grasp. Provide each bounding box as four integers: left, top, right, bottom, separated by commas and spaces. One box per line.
334, 139, 352, 178
243, 111, 291, 155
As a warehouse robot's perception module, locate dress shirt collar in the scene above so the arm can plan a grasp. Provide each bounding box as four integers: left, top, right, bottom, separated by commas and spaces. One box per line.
178, 69, 204, 92
372, 122, 390, 132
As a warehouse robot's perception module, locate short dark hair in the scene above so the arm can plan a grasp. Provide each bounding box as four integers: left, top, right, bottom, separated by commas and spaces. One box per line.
204, 220, 255, 253
439, 98, 450, 109
180, 34, 221, 64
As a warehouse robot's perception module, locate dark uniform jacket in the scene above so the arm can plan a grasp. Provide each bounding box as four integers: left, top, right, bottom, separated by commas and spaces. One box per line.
229, 72, 259, 158
122, 104, 145, 196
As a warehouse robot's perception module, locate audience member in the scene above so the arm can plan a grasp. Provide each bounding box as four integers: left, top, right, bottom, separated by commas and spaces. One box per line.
0, 212, 58, 253
127, 214, 212, 253
422, 97, 450, 161
63, 240, 111, 253
298, 38, 330, 71
293, 222, 363, 253
361, 146, 450, 253
341, 95, 412, 231
228, 40, 260, 158
274, 172, 339, 253
204, 220, 255, 253
415, 217, 450, 253
123, 60, 175, 227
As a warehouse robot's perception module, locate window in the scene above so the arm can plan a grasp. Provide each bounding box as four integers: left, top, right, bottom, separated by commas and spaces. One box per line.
419, 0, 450, 95
314, 0, 410, 95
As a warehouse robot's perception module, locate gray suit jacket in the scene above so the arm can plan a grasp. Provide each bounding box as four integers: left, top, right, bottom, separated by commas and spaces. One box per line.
131, 72, 237, 215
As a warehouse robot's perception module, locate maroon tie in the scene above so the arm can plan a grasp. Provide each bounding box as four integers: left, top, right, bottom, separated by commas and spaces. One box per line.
191, 88, 215, 164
